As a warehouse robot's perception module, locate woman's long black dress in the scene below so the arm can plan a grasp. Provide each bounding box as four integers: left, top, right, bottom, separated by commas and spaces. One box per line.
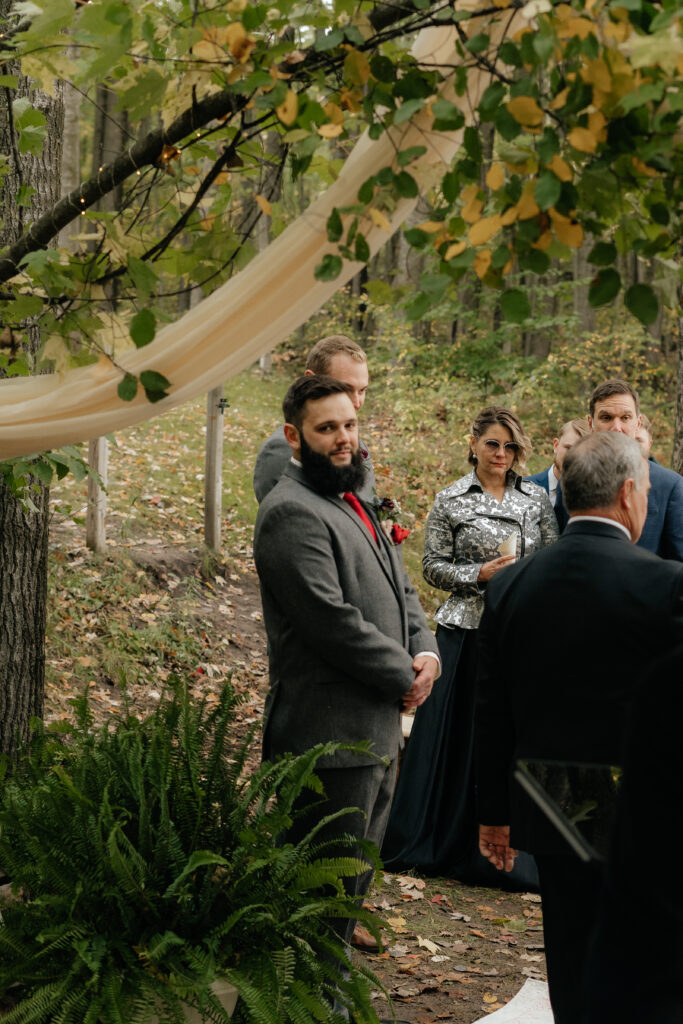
382, 623, 539, 891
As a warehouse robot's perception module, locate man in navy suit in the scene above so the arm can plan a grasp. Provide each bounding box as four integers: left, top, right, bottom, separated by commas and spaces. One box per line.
554, 379, 683, 560
526, 418, 590, 507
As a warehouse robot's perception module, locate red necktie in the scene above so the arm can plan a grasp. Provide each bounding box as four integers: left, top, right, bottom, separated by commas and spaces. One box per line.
343, 492, 378, 544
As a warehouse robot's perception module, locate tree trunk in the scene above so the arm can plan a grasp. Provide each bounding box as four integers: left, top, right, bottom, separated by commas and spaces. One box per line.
0, 9, 63, 754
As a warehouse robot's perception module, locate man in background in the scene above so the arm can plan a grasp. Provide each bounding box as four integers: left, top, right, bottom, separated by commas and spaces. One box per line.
253, 334, 375, 503
634, 412, 658, 462
476, 432, 683, 1024
554, 379, 683, 559
525, 418, 590, 506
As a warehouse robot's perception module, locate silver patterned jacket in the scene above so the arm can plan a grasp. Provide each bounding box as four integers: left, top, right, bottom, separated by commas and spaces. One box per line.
423, 469, 559, 630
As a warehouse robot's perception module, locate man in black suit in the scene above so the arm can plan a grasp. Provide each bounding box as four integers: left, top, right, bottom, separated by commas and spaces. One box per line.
475, 431, 683, 1024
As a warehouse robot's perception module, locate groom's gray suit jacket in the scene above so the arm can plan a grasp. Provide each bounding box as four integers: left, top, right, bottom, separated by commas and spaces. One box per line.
254, 463, 438, 768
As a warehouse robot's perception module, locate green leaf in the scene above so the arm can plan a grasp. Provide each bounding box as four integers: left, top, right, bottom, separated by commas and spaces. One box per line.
495, 107, 519, 142
419, 274, 450, 301
315, 27, 343, 51
354, 234, 370, 263
394, 98, 425, 124
442, 170, 459, 204
431, 99, 464, 130
500, 289, 531, 323
534, 171, 561, 211
405, 292, 431, 321
499, 41, 523, 67
0, 75, 19, 88
314, 254, 342, 281
358, 178, 374, 204
370, 55, 394, 83
464, 126, 482, 163
478, 81, 505, 119
394, 171, 418, 198
397, 145, 427, 167
518, 249, 550, 275
140, 370, 171, 403
491, 244, 511, 269
466, 33, 489, 53
649, 203, 669, 226
130, 309, 156, 348
587, 242, 617, 266
127, 257, 158, 302
404, 228, 430, 250
117, 373, 138, 402
33, 461, 53, 487
625, 283, 658, 325
537, 128, 559, 165
588, 268, 621, 306
365, 279, 394, 305
326, 208, 343, 243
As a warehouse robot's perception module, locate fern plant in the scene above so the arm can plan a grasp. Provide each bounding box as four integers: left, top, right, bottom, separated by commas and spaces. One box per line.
0, 679, 385, 1024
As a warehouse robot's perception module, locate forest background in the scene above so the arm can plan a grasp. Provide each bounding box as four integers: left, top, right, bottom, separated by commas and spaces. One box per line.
0, 0, 682, 755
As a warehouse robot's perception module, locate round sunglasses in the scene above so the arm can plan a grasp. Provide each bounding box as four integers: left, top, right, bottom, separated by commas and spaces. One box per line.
482, 439, 520, 452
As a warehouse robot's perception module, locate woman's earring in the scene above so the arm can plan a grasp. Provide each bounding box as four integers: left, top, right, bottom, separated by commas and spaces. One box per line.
471, 452, 477, 463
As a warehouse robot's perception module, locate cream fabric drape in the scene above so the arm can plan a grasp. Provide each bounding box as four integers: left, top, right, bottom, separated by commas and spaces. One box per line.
0, 14, 519, 460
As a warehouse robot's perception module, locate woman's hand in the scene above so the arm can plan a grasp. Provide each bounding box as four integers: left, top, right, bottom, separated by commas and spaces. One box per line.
477, 555, 516, 582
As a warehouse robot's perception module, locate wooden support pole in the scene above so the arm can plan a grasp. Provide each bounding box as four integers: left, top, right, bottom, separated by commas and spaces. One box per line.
86, 437, 108, 554
204, 387, 225, 552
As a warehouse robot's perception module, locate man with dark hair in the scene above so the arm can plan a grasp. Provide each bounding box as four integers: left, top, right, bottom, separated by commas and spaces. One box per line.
253, 335, 375, 503
254, 376, 440, 988
554, 378, 683, 559
525, 417, 591, 506
475, 431, 683, 1024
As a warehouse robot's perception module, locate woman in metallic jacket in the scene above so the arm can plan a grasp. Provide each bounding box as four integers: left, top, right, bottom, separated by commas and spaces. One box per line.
382, 406, 559, 888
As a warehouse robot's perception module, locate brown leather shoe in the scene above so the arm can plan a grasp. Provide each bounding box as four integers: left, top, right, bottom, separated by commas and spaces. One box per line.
350, 922, 380, 953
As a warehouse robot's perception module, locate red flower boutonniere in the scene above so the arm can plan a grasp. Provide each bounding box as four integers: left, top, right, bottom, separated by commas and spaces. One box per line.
375, 495, 412, 546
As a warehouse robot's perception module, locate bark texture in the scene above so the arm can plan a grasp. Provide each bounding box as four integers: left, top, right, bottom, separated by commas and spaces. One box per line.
0, 5, 63, 753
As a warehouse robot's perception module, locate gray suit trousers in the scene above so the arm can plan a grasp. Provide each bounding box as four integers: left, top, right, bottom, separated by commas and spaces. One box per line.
286, 759, 397, 944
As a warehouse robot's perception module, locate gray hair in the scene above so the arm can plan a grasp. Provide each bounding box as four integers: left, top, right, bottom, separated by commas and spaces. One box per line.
562, 433, 647, 513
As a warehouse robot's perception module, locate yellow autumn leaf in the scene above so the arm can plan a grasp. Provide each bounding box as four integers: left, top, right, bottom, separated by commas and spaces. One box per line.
532, 229, 553, 250
500, 205, 518, 226
461, 184, 480, 203
555, 4, 574, 21
549, 87, 569, 111
506, 96, 544, 127
193, 38, 225, 62
588, 110, 608, 142
225, 23, 255, 63
276, 90, 298, 126
200, 215, 216, 231
581, 57, 611, 92
678, 53, 683, 76
517, 181, 540, 220
462, 199, 484, 224
483, 993, 499, 1005
503, 256, 514, 274
632, 156, 658, 177
546, 154, 572, 181
486, 163, 505, 190
344, 48, 371, 86
604, 18, 631, 43
317, 122, 344, 138
568, 126, 597, 153
323, 101, 344, 125
214, 171, 230, 185
469, 214, 503, 246
369, 208, 392, 232
227, 0, 247, 10
444, 241, 467, 260
254, 194, 272, 216
417, 221, 445, 233
558, 17, 595, 40
551, 212, 583, 247
474, 249, 492, 279
494, 0, 513, 6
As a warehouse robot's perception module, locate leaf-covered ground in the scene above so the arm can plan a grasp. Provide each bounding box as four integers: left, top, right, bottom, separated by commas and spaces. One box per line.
47, 365, 547, 1021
